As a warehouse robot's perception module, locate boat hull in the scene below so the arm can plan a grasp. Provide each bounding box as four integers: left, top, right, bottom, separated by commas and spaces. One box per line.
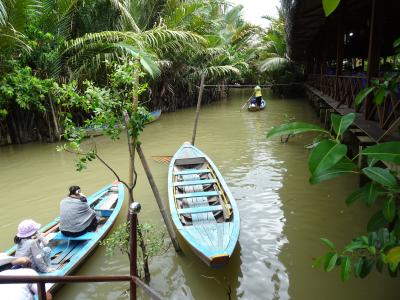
248, 99, 266, 111
146, 109, 162, 124
168, 143, 240, 267
5, 182, 124, 294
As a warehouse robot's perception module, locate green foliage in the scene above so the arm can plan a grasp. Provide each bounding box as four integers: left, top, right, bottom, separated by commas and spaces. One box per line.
355, 74, 399, 107
308, 140, 347, 175
0, 64, 57, 117
58, 60, 151, 171
322, 0, 341, 16
100, 221, 167, 277
267, 112, 400, 279
330, 113, 355, 138
266, 122, 329, 139
361, 142, 400, 164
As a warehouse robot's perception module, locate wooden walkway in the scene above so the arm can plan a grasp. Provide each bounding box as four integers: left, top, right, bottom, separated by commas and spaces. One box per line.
305, 84, 400, 143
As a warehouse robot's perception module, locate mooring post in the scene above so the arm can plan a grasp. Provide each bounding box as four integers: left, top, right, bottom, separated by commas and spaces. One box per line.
191, 72, 206, 146
136, 144, 181, 252
129, 202, 141, 300
37, 282, 46, 300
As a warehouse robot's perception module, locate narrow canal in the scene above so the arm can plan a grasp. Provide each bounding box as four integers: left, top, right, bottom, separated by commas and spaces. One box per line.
0, 89, 397, 299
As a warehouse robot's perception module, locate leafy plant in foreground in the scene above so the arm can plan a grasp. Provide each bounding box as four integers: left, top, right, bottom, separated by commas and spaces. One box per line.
267, 112, 400, 281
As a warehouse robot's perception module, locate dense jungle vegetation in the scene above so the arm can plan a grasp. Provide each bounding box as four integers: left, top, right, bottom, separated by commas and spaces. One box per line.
0, 0, 297, 145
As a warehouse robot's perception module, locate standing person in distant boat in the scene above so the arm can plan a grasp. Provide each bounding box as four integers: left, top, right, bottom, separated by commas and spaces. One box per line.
254, 85, 262, 107
59, 186, 98, 237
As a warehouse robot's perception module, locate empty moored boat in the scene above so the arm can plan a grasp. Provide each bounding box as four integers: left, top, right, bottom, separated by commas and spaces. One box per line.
147, 109, 162, 124
5, 182, 124, 295
168, 143, 240, 267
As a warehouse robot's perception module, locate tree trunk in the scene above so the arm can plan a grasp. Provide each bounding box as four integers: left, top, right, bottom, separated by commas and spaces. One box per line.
48, 96, 61, 141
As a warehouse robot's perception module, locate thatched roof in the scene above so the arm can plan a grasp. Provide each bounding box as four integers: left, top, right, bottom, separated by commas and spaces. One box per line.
285, 0, 400, 61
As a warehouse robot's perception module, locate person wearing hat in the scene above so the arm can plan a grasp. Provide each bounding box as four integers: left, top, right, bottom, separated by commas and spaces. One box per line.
0, 254, 52, 300
254, 85, 262, 107
59, 186, 99, 237
14, 220, 54, 273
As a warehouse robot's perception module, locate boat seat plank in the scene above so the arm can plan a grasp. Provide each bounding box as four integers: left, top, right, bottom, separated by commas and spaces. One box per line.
178, 205, 223, 215
175, 191, 219, 199
174, 179, 216, 187
52, 231, 96, 241
174, 169, 210, 176
51, 241, 79, 264
52, 242, 86, 267
175, 157, 205, 166
98, 193, 118, 210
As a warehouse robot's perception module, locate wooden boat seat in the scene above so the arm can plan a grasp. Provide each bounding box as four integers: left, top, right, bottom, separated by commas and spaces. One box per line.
94, 193, 118, 217
178, 205, 222, 214
51, 241, 85, 265
174, 179, 216, 186
175, 157, 205, 166
52, 231, 96, 241
175, 191, 219, 199
174, 169, 210, 176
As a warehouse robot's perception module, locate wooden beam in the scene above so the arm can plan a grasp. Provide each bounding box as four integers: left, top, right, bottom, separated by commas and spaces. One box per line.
365, 0, 383, 119
335, 5, 344, 101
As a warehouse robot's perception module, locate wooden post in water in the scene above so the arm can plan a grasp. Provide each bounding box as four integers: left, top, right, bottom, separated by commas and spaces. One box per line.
129, 202, 140, 300
136, 144, 181, 252
191, 73, 206, 146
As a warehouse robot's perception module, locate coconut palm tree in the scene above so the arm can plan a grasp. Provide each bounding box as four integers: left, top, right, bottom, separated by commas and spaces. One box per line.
258, 9, 289, 73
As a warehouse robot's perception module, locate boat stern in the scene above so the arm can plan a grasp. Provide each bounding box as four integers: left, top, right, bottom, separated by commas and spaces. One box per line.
209, 253, 230, 268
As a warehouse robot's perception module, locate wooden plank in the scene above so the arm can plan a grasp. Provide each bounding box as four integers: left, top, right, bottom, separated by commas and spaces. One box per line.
53, 242, 86, 267
178, 205, 223, 215
175, 191, 219, 199
174, 169, 210, 175
52, 231, 96, 241
51, 241, 79, 264
174, 179, 216, 187
99, 194, 118, 210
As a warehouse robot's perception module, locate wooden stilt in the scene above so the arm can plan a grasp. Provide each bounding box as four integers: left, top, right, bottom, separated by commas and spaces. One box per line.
136, 144, 181, 252
191, 73, 206, 146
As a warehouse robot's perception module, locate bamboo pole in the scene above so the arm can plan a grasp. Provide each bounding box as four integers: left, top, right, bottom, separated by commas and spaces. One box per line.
191, 73, 206, 146
136, 144, 181, 252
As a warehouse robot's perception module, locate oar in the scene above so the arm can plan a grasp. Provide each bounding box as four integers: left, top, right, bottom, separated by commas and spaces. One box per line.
240, 96, 253, 110
152, 155, 172, 164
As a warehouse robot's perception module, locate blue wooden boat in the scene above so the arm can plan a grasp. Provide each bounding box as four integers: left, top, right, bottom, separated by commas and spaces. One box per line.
168, 143, 240, 267
5, 182, 124, 295
248, 98, 266, 111
146, 109, 162, 124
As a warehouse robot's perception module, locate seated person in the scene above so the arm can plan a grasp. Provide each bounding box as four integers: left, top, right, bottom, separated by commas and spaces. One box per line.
60, 186, 98, 237
0, 254, 53, 299
0, 253, 31, 272
14, 220, 54, 273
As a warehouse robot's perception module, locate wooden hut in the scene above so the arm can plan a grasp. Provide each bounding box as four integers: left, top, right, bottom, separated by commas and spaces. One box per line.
284, 0, 400, 143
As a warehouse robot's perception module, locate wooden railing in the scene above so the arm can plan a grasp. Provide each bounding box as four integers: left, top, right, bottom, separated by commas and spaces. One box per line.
306, 74, 400, 133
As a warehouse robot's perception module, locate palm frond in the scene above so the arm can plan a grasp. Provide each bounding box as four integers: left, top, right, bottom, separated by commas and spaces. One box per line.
259, 57, 288, 72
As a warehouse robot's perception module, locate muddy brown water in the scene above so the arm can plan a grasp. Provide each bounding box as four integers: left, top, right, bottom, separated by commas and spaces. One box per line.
0, 89, 397, 299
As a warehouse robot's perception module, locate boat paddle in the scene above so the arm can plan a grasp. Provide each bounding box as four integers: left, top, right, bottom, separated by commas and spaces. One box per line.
240, 96, 253, 110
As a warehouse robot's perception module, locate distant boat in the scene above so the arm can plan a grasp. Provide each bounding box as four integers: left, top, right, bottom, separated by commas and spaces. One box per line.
146, 109, 162, 124
248, 98, 266, 112
5, 182, 124, 295
82, 125, 105, 137
168, 142, 240, 267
